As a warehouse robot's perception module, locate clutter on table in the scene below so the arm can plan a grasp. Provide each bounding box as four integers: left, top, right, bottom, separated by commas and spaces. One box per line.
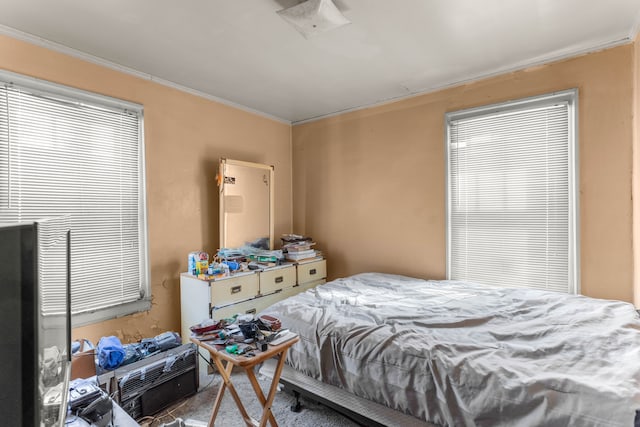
187, 251, 209, 276
281, 234, 323, 262
188, 234, 324, 280
189, 312, 296, 357
258, 314, 282, 331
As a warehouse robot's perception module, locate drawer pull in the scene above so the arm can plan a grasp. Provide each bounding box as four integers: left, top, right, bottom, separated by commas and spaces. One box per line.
310, 269, 317, 275
245, 308, 257, 315
275, 276, 284, 284
231, 285, 242, 294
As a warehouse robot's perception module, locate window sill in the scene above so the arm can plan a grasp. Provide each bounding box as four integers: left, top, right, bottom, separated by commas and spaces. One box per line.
71, 298, 152, 328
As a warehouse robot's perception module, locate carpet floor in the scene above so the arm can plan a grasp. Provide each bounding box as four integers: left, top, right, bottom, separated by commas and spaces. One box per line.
141, 367, 360, 427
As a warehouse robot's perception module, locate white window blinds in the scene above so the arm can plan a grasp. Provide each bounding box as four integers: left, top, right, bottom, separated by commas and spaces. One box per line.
0, 72, 148, 320
37, 216, 71, 317
446, 90, 577, 293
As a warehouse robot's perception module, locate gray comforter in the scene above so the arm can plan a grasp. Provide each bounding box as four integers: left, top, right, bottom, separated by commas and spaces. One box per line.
262, 273, 640, 426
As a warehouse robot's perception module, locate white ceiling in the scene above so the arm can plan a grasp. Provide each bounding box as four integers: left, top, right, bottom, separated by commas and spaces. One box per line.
1, 0, 639, 123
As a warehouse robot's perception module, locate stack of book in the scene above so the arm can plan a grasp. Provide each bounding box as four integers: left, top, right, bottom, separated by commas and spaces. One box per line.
281, 234, 322, 262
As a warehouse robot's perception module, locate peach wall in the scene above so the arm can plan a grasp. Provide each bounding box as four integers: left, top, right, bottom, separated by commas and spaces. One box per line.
293, 44, 635, 302
0, 35, 293, 343
1, 31, 636, 345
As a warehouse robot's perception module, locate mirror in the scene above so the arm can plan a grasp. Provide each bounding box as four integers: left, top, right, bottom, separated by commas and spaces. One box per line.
218, 158, 274, 250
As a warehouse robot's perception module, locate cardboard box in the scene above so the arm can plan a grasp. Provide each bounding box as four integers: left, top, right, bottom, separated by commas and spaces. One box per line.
71, 340, 97, 380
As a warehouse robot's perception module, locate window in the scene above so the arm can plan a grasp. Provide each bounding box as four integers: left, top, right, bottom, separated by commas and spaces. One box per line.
0, 70, 149, 325
446, 90, 578, 294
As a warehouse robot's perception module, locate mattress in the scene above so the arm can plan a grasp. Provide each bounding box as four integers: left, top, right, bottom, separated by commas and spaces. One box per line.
261, 273, 640, 426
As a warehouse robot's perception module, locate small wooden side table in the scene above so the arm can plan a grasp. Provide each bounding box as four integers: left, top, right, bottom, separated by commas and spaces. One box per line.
191, 336, 299, 427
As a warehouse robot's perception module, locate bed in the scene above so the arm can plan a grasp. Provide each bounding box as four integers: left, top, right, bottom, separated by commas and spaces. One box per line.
260, 272, 640, 427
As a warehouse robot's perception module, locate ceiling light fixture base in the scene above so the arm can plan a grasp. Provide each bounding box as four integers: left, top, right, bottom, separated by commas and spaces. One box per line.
277, 0, 350, 38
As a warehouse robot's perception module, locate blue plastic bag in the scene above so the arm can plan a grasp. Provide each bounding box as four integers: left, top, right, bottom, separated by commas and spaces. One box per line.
97, 335, 125, 370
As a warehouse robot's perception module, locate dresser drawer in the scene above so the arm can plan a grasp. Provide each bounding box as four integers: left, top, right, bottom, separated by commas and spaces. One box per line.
297, 259, 326, 284
297, 278, 326, 293
212, 297, 260, 320
283, 278, 326, 300
210, 273, 259, 306
260, 265, 296, 295
212, 290, 292, 320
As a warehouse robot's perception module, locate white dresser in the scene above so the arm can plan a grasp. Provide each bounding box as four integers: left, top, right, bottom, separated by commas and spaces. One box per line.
180, 259, 327, 343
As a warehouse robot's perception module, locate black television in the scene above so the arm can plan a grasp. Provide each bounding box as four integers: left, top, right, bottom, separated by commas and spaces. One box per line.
0, 218, 71, 426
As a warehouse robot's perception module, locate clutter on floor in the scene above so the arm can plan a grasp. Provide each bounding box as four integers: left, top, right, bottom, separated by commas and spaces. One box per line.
66, 378, 139, 427
72, 331, 183, 379
68, 331, 197, 424
67, 379, 112, 426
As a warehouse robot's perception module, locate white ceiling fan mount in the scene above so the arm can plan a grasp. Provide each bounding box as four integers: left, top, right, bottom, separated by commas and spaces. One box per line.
277, 0, 351, 38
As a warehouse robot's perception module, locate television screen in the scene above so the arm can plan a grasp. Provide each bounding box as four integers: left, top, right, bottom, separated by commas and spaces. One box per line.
0, 218, 71, 426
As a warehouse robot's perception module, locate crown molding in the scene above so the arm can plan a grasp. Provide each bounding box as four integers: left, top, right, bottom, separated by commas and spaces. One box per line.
0, 23, 633, 127
0, 24, 291, 125
293, 36, 633, 125
629, 7, 640, 41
